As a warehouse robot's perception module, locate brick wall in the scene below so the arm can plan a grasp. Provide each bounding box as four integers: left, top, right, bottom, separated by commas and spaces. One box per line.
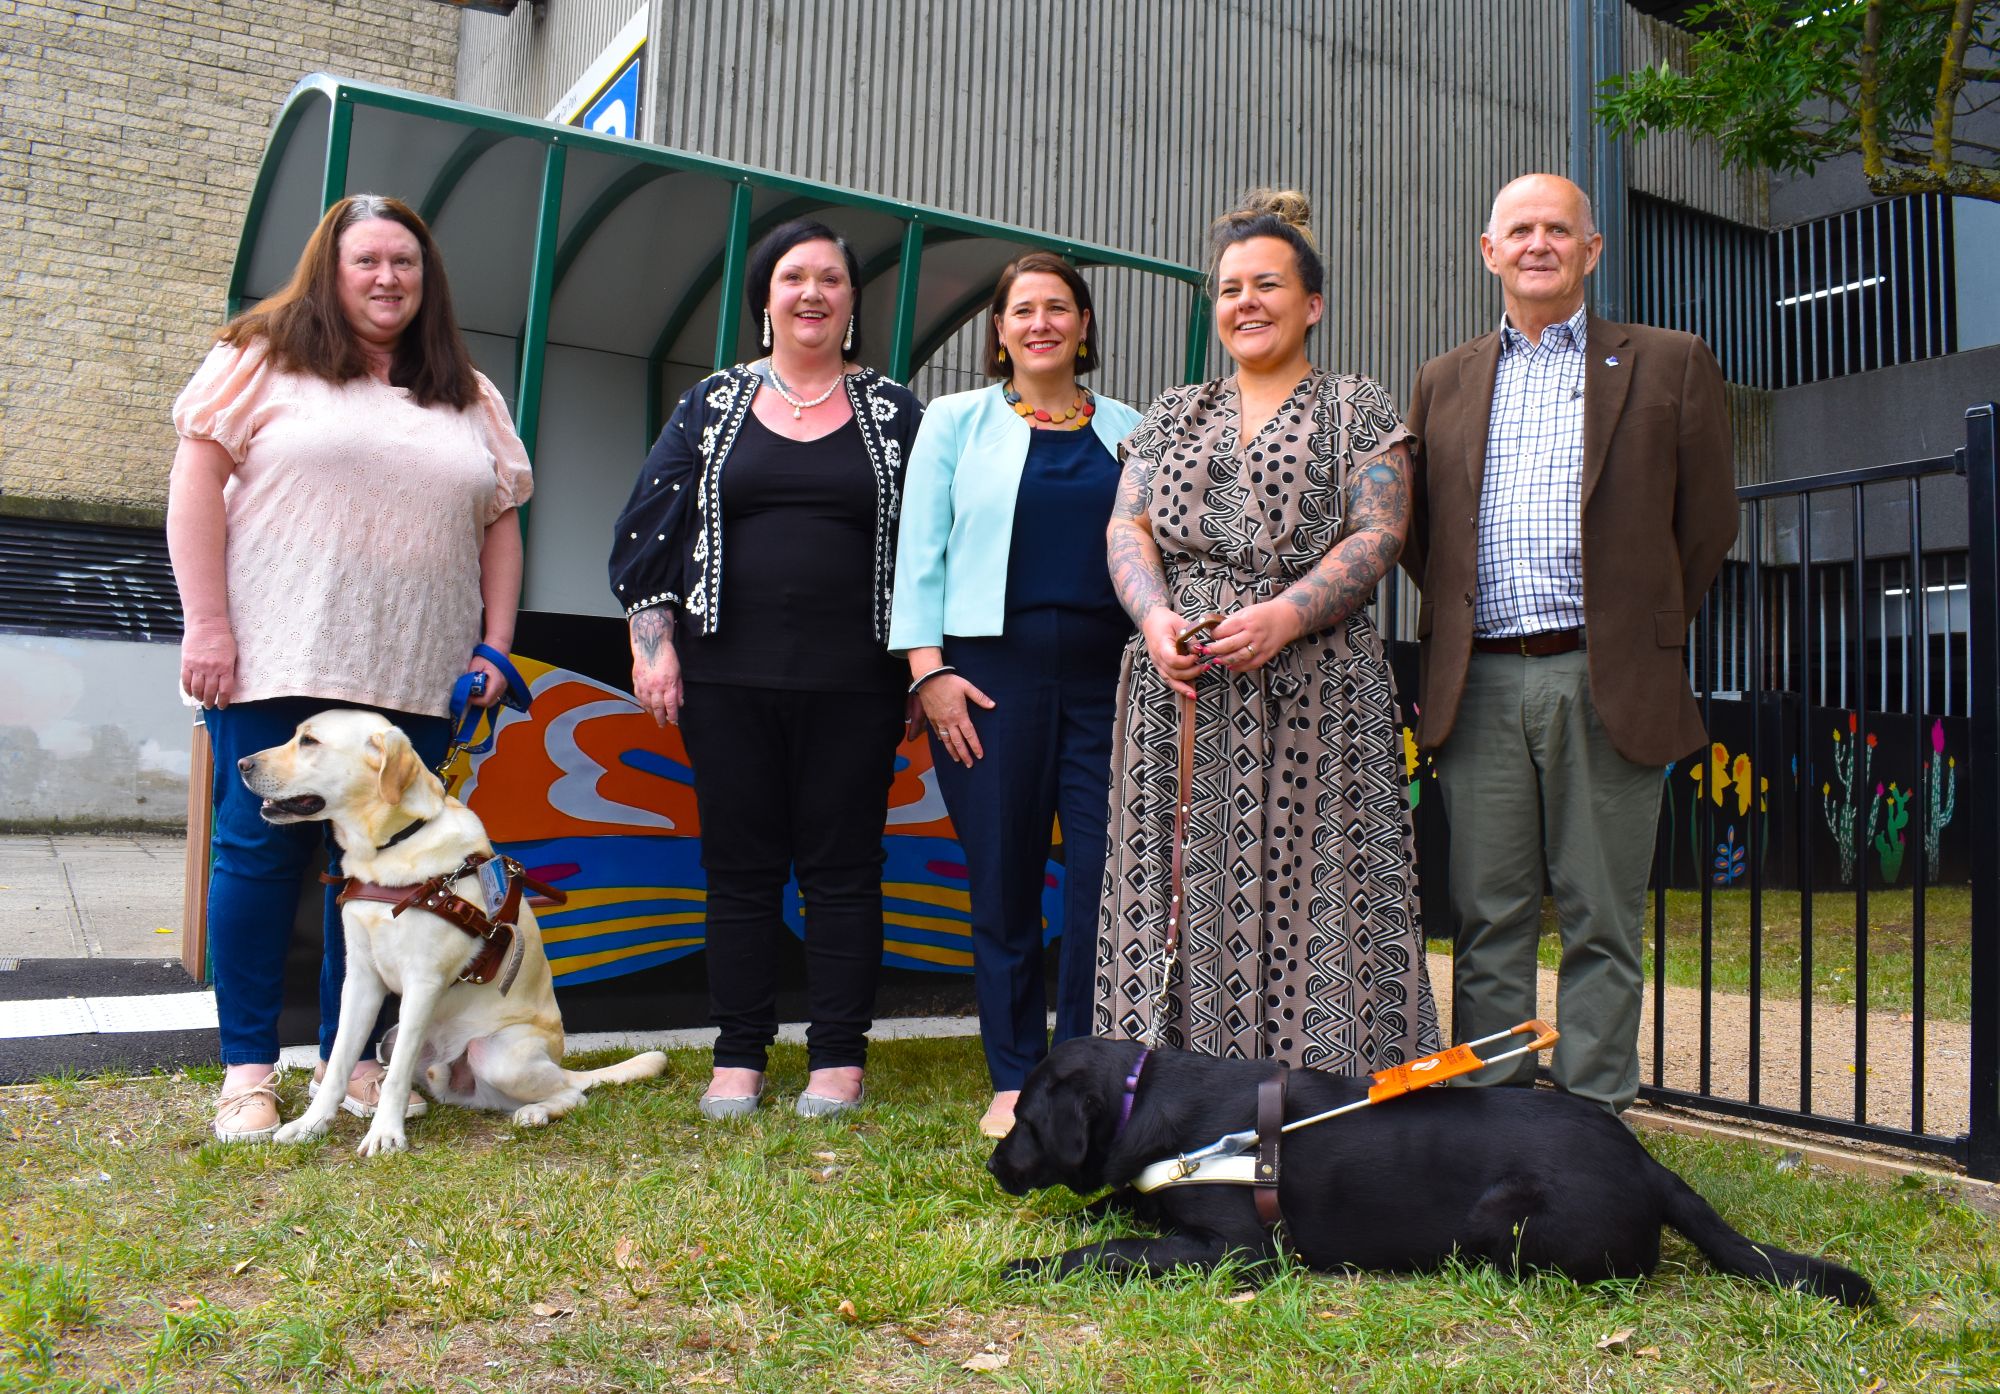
0, 1, 460, 516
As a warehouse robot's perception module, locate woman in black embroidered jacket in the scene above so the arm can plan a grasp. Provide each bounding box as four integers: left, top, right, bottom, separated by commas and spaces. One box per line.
608, 220, 922, 1120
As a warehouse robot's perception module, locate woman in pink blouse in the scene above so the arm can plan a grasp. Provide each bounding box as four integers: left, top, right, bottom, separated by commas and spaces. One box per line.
166, 194, 533, 1142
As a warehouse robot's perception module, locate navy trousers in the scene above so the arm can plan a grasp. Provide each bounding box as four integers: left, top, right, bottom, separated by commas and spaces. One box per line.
933, 609, 1123, 1092
202, 697, 450, 1064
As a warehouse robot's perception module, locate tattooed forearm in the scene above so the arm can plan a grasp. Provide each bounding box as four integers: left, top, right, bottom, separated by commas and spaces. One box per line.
1282, 444, 1412, 636
1106, 450, 1171, 623
629, 605, 674, 661
1108, 521, 1172, 625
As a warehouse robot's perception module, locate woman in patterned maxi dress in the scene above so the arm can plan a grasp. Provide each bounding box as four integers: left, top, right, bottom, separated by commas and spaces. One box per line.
1096, 192, 1439, 1071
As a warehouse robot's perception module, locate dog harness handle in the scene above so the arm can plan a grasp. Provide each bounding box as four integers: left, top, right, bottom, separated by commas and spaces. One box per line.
1254, 1066, 1287, 1228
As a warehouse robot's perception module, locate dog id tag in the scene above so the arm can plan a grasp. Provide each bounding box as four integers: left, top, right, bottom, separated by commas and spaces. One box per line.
476, 857, 511, 920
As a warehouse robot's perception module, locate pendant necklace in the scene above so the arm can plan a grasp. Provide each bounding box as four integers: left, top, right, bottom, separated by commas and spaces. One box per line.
766, 362, 843, 419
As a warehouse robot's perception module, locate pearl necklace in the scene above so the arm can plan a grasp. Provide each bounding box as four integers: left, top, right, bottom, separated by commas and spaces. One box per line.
766, 361, 844, 419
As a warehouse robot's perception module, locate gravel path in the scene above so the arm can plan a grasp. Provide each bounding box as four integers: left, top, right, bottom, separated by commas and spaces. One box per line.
1426, 953, 1972, 1137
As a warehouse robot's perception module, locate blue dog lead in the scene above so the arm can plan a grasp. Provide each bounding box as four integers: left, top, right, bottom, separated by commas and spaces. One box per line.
438, 642, 534, 775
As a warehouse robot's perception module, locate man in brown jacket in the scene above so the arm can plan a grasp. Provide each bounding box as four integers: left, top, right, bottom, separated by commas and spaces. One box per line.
1404, 173, 1738, 1113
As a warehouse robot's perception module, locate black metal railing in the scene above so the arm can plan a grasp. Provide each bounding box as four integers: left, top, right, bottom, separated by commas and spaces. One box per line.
1642, 404, 1999, 1179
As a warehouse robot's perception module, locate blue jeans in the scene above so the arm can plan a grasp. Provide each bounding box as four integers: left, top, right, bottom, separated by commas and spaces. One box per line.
201, 698, 450, 1065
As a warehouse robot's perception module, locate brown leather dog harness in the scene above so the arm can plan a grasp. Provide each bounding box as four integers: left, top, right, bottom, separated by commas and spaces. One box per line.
321, 852, 566, 993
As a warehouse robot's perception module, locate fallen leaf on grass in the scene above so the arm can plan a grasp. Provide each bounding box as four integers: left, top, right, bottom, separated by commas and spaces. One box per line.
168, 1296, 202, 1311
1636, 1347, 1661, 1358
807, 1166, 841, 1183
899, 1328, 932, 1346
530, 1301, 573, 1319
962, 1351, 1010, 1372
1595, 1329, 1634, 1353
836, 1299, 858, 1322
813, 1150, 839, 1162
1224, 1291, 1256, 1304
613, 1237, 638, 1270
230, 1257, 255, 1276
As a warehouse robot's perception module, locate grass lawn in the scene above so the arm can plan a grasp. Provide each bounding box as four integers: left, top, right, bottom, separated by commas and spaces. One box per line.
1521, 886, 1977, 1023
4, 1038, 1995, 1392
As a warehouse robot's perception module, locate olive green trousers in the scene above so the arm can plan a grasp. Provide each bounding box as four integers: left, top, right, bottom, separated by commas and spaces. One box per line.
1434, 649, 1666, 1113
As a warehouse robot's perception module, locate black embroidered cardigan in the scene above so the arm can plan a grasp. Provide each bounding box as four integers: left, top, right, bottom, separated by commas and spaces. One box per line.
608, 364, 923, 641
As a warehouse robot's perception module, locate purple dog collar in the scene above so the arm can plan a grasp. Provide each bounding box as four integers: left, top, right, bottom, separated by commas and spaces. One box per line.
1116, 1048, 1150, 1136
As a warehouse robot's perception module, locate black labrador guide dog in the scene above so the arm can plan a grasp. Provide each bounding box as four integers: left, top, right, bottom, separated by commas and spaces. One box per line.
988, 1038, 1872, 1306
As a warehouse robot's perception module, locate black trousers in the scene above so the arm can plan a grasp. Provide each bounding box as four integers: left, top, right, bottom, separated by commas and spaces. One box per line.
678, 681, 903, 1072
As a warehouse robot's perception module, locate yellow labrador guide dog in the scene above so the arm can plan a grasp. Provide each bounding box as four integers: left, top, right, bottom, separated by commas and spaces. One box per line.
239, 709, 666, 1155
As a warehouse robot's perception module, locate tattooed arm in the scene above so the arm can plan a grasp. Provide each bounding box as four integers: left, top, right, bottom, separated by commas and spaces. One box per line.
1205, 442, 1413, 670
1283, 442, 1412, 634
1107, 449, 1203, 698
629, 604, 684, 726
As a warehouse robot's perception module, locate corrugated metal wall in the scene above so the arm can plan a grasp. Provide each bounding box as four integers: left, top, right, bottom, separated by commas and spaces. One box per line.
457, 1, 1764, 462
457, 0, 642, 122
637, 0, 1587, 409
1622, 5, 1766, 227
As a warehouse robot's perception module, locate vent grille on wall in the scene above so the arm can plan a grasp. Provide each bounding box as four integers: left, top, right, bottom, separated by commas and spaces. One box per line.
0, 516, 182, 642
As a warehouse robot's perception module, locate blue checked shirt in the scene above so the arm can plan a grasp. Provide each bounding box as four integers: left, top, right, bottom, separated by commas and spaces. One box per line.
1474, 304, 1590, 638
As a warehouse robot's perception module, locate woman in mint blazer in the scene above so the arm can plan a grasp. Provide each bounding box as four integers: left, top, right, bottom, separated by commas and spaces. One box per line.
889, 253, 1142, 1139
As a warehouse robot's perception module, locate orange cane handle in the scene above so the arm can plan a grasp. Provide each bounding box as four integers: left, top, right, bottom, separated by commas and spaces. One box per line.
1512, 1018, 1560, 1053
1366, 1042, 1488, 1103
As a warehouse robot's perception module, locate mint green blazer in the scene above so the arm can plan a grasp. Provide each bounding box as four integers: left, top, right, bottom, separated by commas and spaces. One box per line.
888, 384, 1142, 650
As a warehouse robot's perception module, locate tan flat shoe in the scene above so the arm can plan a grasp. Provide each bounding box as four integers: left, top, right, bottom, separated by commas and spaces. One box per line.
978, 1092, 1018, 1139
213, 1071, 281, 1143
311, 1060, 428, 1119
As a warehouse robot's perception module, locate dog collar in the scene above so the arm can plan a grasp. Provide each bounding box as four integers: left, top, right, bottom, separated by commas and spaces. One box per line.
378, 816, 429, 851
1115, 1048, 1150, 1137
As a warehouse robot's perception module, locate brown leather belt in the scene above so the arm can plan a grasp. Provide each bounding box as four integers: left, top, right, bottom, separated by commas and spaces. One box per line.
1472, 627, 1586, 657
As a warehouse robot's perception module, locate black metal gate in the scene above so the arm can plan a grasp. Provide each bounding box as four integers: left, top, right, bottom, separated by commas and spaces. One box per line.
1639, 404, 1999, 1179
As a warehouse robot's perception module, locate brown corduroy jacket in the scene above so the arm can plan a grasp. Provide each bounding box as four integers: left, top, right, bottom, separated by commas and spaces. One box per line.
1402, 314, 1739, 767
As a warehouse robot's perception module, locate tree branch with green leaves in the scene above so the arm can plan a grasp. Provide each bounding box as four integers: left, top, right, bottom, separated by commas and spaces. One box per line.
1597, 0, 2000, 202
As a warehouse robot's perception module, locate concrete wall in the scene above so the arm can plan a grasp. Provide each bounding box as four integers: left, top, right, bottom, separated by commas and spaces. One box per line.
0, 636, 192, 828
0, 0, 460, 514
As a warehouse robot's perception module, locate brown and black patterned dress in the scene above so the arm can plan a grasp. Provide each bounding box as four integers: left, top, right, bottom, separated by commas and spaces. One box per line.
1094, 369, 1440, 1071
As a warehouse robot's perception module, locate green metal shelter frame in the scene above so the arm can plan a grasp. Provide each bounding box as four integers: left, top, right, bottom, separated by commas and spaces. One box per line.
230, 79, 1210, 551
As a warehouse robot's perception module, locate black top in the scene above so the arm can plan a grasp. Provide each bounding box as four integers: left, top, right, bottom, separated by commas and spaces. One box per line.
1003, 426, 1128, 624
675, 412, 905, 693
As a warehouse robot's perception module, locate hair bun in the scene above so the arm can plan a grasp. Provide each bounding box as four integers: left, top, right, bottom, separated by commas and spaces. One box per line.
1219, 189, 1315, 247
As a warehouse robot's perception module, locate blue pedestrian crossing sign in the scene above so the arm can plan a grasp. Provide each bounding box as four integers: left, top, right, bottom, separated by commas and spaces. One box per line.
580, 53, 641, 140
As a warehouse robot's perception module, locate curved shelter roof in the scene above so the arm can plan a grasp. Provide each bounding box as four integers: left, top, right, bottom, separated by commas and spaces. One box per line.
231, 75, 1209, 465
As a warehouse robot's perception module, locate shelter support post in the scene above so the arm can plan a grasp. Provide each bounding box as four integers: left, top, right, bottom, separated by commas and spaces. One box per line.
889, 220, 925, 383
321, 92, 353, 212
713, 182, 753, 371
515, 139, 568, 464
1183, 291, 1211, 384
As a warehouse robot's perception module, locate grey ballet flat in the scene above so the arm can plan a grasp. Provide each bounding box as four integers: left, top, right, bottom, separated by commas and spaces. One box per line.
793, 1084, 865, 1119
698, 1087, 765, 1121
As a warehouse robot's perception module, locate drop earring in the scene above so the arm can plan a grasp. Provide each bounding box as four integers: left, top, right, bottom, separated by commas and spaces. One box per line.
1077, 343, 1088, 359
843, 315, 854, 352
997, 346, 1007, 363
762, 310, 772, 350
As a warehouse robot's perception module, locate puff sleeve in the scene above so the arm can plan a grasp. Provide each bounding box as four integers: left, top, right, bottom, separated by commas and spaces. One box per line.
170, 339, 275, 464
472, 371, 536, 524
608, 380, 702, 616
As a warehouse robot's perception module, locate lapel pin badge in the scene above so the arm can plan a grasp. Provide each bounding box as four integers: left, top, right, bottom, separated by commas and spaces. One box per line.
1604, 355, 1621, 366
